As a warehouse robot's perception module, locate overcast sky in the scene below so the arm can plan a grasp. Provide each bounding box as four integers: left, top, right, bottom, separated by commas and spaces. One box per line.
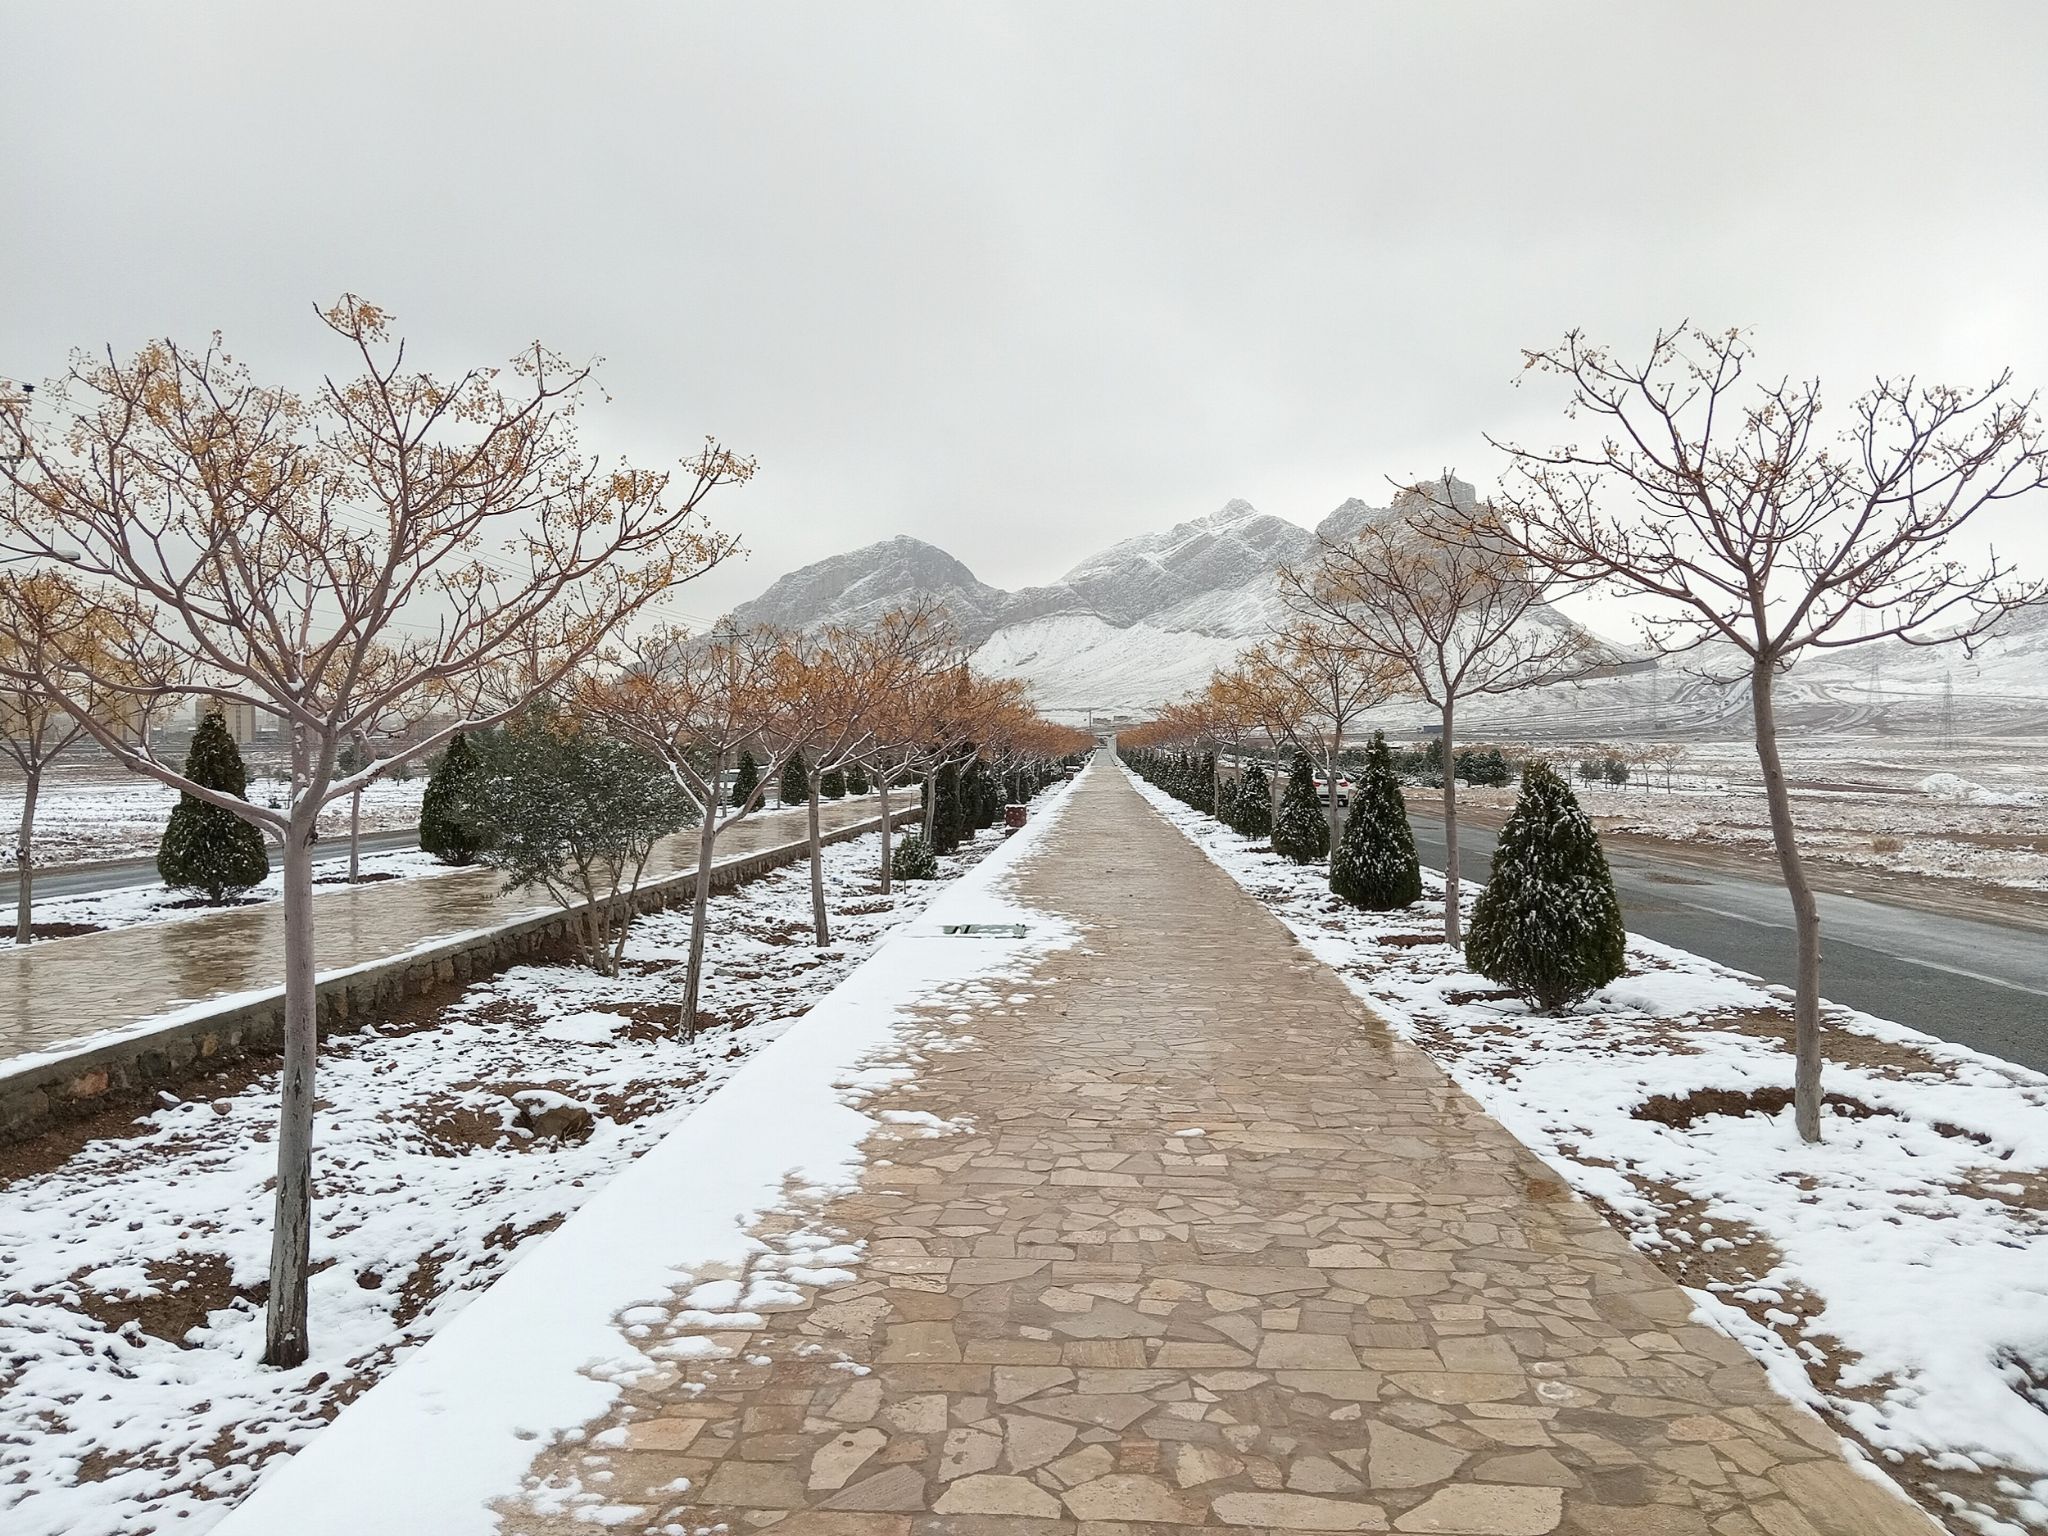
5, 1, 2046, 627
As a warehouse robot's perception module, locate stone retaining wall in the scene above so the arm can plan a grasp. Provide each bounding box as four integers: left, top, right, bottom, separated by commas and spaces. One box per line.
0, 808, 921, 1144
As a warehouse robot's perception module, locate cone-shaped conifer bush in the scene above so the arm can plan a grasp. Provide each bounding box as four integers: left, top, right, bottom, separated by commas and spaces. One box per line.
780, 750, 809, 807
158, 710, 272, 900
419, 729, 495, 866
1466, 761, 1627, 1011
1215, 775, 1240, 828
931, 762, 965, 853
1330, 732, 1423, 909
845, 762, 869, 795
985, 762, 1005, 825
819, 766, 846, 800
1271, 751, 1330, 863
1235, 761, 1273, 839
730, 748, 760, 808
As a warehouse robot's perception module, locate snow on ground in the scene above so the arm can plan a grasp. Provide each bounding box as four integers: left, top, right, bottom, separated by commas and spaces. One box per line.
1131, 769, 2048, 1536
0, 770, 427, 868
21, 845, 454, 939
0, 775, 1077, 1536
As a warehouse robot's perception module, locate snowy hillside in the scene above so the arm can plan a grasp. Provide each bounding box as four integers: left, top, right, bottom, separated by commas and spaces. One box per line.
726, 534, 1007, 643
728, 485, 1503, 715
724, 478, 2048, 733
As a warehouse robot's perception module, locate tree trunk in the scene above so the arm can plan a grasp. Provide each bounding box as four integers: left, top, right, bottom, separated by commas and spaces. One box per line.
1752, 661, 1824, 1143
681, 780, 722, 1037
262, 812, 319, 1367
1439, 701, 1461, 947
1325, 730, 1345, 847
15, 765, 38, 945
808, 770, 829, 947
877, 770, 893, 894
609, 867, 641, 974
922, 769, 937, 842
348, 788, 362, 882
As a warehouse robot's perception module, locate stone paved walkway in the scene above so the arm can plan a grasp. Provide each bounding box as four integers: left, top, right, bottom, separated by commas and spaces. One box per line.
505, 762, 1932, 1536
0, 796, 890, 1065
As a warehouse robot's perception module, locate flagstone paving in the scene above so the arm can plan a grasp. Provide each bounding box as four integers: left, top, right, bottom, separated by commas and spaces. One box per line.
0, 796, 893, 1065
503, 763, 1933, 1535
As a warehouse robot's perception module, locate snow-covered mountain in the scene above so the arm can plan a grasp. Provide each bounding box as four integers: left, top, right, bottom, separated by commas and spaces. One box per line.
727, 481, 1553, 716
726, 535, 1008, 641
727, 483, 2048, 735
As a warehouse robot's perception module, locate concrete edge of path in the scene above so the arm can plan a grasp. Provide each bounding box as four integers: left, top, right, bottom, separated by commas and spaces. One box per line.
206, 764, 1096, 1536
0, 805, 922, 1143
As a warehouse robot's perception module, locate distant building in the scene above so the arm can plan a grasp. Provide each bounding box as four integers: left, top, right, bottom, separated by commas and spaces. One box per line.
0, 689, 149, 751
214, 700, 279, 745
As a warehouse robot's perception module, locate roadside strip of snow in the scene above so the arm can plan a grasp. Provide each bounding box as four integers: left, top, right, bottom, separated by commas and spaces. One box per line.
1127, 767, 2048, 1536
209, 764, 1088, 1536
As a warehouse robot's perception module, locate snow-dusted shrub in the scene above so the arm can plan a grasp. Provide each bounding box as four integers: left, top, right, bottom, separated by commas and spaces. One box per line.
1270, 751, 1329, 864
1234, 761, 1274, 839
419, 730, 495, 866
779, 750, 809, 807
891, 832, 939, 881
729, 748, 760, 808
156, 710, 270, 901
478, 705, 695, 975
1465, 761, 1626, 1010
930, 763, 965, 853
1330, 732, 1421, 910
1215, 775, 1241, 830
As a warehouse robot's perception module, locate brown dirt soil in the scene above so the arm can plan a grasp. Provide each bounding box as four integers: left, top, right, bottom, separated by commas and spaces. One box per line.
312, 871, 401, 886
1441, 986, 1518, 1005
19, 920, 107, 940
1635, 1083, 1878, 1129
63, 1251, 258, 1347
1701, 1007, 1984, 1082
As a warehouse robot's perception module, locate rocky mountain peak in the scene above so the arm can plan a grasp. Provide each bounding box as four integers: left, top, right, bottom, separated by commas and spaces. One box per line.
727, 534, 1004, 641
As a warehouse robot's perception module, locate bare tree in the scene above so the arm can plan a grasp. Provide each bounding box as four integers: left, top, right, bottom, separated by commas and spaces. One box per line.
594, 623, 816, 1030
1251, 620, 1405, 844
1492, 325, 2047, 1141
1281, 476, 1593, 943
834, 609, 963, 894
783, 605, 951, 945
0, 297, 749, 1365
0, 571, 140, 942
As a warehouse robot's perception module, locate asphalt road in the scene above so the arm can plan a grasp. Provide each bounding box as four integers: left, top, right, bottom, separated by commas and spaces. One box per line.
1410, 812, 2048, 1075
0, 827, 422, 902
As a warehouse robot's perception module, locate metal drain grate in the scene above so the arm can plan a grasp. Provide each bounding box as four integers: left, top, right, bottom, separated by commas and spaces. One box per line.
940, 923, 1029, 938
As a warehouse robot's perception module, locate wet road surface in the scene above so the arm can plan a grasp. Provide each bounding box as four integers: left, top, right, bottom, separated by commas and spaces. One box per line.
1412, 812, 2048, 1074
